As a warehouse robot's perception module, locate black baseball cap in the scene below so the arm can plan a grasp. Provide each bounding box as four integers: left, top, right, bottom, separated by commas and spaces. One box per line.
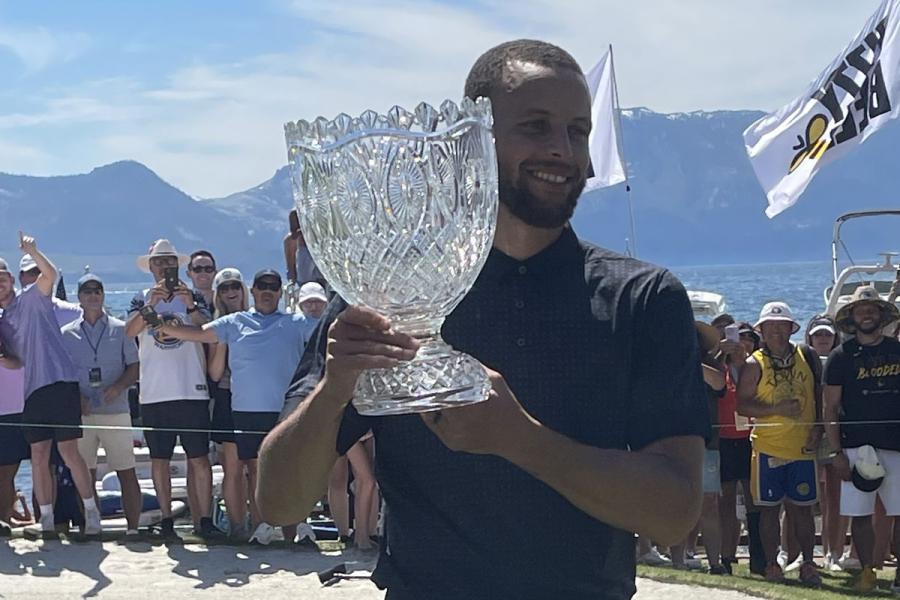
252, 269, 282, 287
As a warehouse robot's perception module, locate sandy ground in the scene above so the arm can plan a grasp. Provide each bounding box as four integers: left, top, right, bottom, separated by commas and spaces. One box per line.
0, 539, 757, 599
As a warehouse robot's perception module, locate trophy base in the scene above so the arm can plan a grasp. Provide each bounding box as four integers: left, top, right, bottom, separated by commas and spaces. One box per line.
352, 341, 490, 416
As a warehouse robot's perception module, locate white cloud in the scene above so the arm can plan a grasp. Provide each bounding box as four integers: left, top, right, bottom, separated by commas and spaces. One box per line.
0, 0, 887, 197
0, 25, 90, 72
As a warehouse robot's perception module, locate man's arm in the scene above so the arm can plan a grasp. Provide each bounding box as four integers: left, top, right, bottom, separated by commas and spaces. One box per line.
157, 322, 218, 344
258, 380, 350, 524
284, 233, 298, 283
18, 232, 56, 297
102, 363, 139, 405
208, 343, 226, 382
504, 423, 702, 545
736, 359, 801, 418
257, 304, 417, 525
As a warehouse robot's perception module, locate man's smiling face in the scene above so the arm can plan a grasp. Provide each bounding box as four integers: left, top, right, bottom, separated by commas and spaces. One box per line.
491, 61, 592, 229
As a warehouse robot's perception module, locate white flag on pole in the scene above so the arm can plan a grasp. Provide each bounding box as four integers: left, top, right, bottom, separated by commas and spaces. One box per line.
584, 49, 626, 192
744, 0, 900, 218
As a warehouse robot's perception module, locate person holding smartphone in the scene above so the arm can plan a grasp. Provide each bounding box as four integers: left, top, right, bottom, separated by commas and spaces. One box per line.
124, 239, 222, 540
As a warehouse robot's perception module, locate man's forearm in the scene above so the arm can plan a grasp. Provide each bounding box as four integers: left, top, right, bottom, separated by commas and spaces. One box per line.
189, 310, 209, 326
500, 423, 703, 545
161, 323, 215, 343
737, 398, 775, 418
113, 364, 140, 390
125, 313, 146, 338
30, 248, 57, 295
257, 380, 348, 525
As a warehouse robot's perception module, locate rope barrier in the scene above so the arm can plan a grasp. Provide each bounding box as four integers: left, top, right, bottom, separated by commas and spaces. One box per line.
0, 417, 899, 434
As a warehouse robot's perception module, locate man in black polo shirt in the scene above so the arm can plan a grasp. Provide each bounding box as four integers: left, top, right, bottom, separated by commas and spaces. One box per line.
259, 39, 709, 600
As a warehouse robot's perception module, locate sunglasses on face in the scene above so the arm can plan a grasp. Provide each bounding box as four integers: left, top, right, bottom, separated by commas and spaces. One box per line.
150, 257, 177, 267
254, 281, 281, 292
80, 287, 103, 295
218, 282, 242, 292
191, 265, 216, 273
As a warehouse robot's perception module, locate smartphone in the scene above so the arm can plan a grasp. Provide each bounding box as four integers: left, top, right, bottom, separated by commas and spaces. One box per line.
724, 323, 740, 343
139, 304, 163, 328
164, 266, 179, 292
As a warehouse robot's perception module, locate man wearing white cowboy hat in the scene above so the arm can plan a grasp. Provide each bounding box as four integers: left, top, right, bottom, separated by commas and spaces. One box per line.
824, 285, 900, 594
737, 301, 823, 586
125, 239, 223, 540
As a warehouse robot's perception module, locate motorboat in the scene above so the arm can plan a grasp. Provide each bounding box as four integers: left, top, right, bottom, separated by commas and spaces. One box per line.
687, 290, 727, 320
823, 209, 900, 317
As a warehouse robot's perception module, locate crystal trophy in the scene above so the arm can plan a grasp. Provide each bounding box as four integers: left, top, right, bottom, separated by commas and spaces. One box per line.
285, 98, 498, 415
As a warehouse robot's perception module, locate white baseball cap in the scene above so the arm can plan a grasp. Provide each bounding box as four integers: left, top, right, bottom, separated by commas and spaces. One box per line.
18, 254, 37, 273
0, 258, 9, 274
754, 301, 801, 334
213, 267, 244, 289
297, 282, 327, 304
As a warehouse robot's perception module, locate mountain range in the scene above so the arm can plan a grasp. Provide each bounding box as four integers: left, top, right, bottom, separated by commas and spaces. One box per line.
1, 107, 898, 282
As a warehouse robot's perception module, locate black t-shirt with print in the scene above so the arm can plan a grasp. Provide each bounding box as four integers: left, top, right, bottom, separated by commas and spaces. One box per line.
824, 337, 900, 451
285, 226, 710, 600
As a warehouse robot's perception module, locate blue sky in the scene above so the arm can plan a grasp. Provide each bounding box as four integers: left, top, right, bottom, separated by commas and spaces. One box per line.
0, 0, 881, 197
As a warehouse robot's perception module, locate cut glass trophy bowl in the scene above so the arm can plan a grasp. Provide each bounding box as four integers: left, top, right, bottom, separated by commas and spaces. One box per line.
284, 98, 498, 416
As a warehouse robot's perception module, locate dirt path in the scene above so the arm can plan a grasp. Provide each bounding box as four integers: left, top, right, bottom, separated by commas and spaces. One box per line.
0, 539, 759, 599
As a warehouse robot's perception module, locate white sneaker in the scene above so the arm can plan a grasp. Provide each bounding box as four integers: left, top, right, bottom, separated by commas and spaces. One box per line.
824, 553, 843, 572
776, 549, 789, 569
838, 551, 861, 570
784, 555, 804, 573
84, 509, 102, 536
248, 523, 276, 546
636, 547, 672, 567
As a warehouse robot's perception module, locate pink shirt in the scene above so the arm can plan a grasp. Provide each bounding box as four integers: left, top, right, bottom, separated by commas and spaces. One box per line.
0, 363, 25, 416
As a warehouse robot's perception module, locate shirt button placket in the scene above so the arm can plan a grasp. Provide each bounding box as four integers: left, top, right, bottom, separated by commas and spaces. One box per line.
514, 264, 527, 348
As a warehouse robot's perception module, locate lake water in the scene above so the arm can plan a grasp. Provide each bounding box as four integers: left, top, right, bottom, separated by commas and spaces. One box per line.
10, 260, 880, 503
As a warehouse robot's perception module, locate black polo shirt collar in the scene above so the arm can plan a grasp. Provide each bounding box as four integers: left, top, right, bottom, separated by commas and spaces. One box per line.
480, 225, 581, 282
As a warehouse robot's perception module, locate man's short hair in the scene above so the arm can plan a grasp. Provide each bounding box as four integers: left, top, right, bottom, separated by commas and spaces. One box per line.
464, 39, 583, 101
188, 250, 216, 269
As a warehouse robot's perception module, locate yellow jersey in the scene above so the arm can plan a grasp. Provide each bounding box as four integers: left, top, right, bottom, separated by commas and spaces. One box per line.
750, 345, 816, 460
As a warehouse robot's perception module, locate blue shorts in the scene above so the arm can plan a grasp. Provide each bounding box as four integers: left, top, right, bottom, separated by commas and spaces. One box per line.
751, 450, 817, 506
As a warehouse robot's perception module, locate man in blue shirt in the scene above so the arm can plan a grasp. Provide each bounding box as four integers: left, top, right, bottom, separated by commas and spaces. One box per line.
61, 273, 142, 536
158, 269, 315, 543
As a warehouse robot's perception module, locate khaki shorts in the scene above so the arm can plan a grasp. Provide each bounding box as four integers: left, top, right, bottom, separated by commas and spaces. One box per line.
77, 412, 136, 471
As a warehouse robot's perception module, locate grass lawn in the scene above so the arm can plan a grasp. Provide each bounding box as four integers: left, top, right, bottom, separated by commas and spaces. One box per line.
638, 563, 898, 599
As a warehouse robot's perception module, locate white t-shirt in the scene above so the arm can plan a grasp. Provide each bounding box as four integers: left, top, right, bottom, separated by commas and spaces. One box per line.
129, 289, 209, 404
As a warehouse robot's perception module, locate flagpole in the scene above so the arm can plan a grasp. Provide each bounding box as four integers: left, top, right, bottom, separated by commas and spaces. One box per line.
608, 44, 637, 258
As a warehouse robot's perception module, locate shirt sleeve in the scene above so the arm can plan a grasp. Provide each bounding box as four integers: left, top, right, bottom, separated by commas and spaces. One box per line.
823, 345, 847, 386
625, 269, 711, 451
208, 314, 235, 344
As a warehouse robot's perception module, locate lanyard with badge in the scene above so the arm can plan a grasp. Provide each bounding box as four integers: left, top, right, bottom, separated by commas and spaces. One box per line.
81, 320, 107, 387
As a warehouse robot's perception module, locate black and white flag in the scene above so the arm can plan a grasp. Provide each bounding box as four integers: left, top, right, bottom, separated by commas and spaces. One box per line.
744, 0, 900, 217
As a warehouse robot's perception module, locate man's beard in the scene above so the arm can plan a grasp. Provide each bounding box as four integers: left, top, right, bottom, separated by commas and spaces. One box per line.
855, 319, 881, 334
498, 174, 584, 229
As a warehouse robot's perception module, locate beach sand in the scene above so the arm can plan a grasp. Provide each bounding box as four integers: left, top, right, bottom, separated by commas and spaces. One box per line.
0, 538, 757, 599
